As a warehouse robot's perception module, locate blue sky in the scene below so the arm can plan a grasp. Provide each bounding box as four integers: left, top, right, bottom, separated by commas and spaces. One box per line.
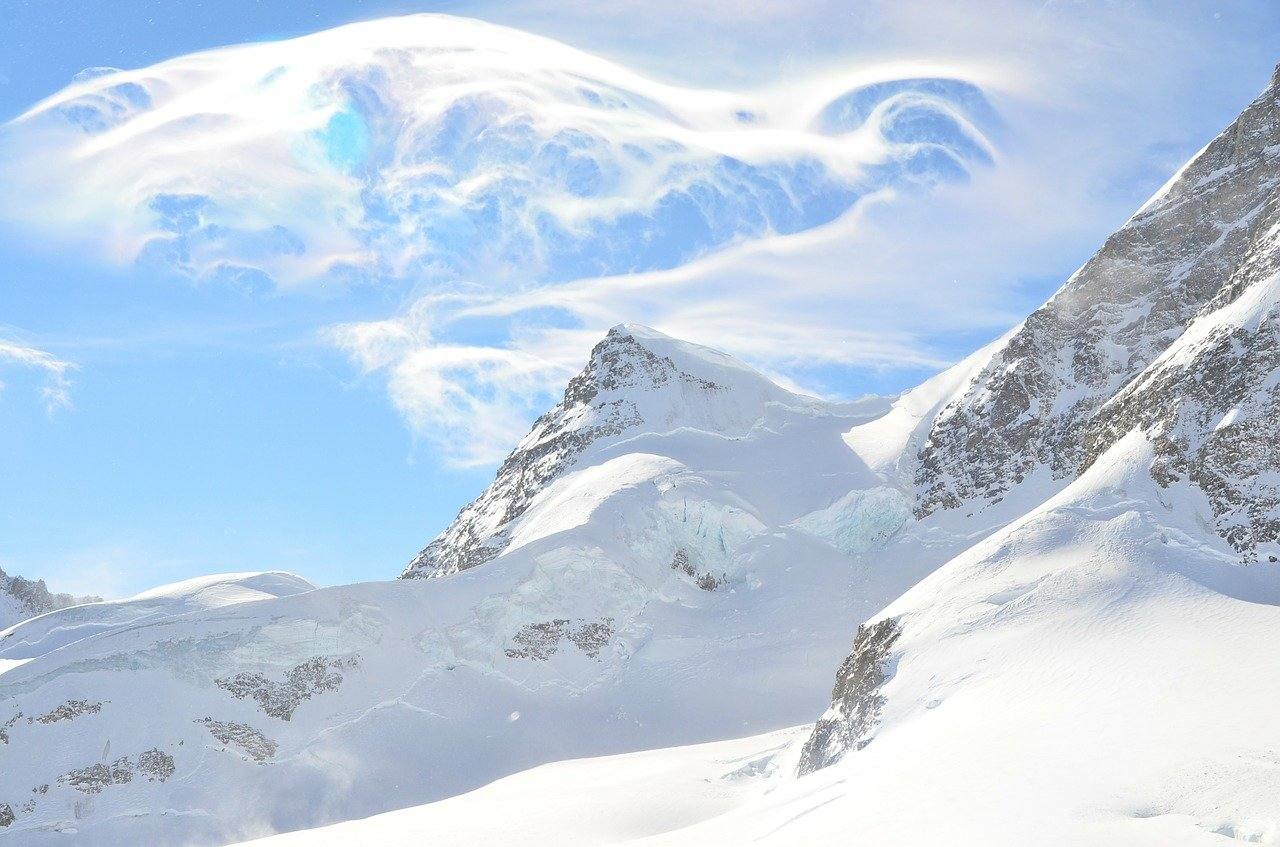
1, 1, 1277, 597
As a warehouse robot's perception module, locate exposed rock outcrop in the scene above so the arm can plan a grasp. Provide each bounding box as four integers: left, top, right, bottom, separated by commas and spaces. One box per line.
35, 699, 104, 725
0, 566, 100, 626
505, 617, 615, 660
913, 63, 1280, 561
797, 617, 902, 776
196, 718, 278, 762
215, 656, 360, 721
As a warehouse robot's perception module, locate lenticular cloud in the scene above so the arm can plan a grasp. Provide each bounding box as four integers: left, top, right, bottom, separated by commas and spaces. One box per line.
0, 14, 998, 289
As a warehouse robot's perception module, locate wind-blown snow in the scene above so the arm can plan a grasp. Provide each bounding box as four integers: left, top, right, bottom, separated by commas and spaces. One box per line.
232, 728, 803, 847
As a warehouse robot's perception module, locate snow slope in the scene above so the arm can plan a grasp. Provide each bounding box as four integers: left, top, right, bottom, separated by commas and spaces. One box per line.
665, 434, 1280, 846
232, 728, 802, 847
233, 425, 1280, 847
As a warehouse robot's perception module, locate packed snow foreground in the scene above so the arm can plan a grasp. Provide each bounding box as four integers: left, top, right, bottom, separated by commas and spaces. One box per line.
4, 60, 1280, 847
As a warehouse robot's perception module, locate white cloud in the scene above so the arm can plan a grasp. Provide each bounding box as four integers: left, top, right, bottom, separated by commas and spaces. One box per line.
314, 2, 1278, 465
325, 174, 1059, 465
2, 4, 1275, 465
0, 14, 995, 290
328, 296, 581, 466
0, 338, 74, 413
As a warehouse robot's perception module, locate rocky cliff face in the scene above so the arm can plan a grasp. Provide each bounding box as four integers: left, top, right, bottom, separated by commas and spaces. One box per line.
1076, 75, 1280, 560
914, 64, 1280, 549
796, 616, 901, 775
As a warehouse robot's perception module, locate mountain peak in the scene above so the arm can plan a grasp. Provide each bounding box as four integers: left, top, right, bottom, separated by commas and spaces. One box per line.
561, 323, 723, 405
909, 64, 1280, 540
402, 325, 811, 579
607, 321, 660, 338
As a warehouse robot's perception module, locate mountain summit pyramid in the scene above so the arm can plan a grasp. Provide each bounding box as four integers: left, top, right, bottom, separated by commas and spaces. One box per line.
402, 323, 826, 579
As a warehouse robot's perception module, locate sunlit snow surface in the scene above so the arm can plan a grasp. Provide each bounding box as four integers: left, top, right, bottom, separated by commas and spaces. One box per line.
0, 329, 975, 846
233, 435, 1280, 847
0, 14, 997, 288
4, 325, 1280, 845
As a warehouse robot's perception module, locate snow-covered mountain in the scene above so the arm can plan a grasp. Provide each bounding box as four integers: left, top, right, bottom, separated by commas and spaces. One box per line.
913, 62, 1280, 553
404, 324, 852, 578
0, 567, 99, 630
794, 58, 1280, 764
230, 62, 1280, 847
4, 58, 1279, 847
750, 60, 1280, 844
0, 327, 947, 845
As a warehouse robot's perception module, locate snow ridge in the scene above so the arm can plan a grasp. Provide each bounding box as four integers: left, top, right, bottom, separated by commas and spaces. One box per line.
909, 63, 1280, 560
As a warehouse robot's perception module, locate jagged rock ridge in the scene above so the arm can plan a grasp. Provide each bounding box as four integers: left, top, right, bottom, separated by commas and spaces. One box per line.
796, 616, 901, 775
0, 566, 99, 628
913, 63, 1280, 557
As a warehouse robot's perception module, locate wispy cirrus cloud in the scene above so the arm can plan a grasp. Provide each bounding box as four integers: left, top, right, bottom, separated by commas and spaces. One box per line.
0, 14, 996, 291
327, 297, 577, 466
0, 337, 74, 414
1, 4, 1275, 465
0, 13, 1005, 464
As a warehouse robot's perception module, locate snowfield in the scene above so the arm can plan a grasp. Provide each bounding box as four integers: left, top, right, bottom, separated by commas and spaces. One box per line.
233, 729, 804, 847
236, 435, 1280, 846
